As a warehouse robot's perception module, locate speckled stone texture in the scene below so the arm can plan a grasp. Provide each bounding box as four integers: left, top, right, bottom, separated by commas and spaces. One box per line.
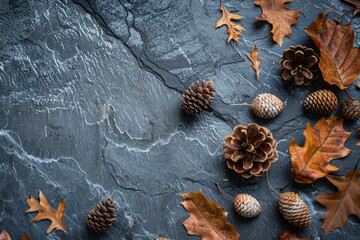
0, 0, 359, 239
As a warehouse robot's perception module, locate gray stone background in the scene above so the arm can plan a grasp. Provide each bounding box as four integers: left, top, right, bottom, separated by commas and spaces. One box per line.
0, 0, 359, 239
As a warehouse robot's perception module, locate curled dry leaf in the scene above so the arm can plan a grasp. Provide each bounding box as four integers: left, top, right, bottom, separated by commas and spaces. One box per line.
180, 189, 240, 240
290, 116, 351, 184
246, 45, 261, 79
315, 168, 360, 234
215, 1, 244, 43
0, 231, 11, 240
26, 190, 67, 234
255, 0, 300, 46
305, 13, 360, 89
279, 230, 310, 240
343, 0, 360, 15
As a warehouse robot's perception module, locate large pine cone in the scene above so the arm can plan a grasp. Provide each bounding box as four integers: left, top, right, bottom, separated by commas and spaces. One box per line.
304, 90, 338, 115
87, 197, 117, 233
279, 45, 319, 86
181, 80, 215, 115
224, 123, 278, 179
340, 99, 360, 121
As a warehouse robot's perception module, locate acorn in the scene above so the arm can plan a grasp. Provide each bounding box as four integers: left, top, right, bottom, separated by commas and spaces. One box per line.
278, 192, 311, 228
216, 183, 261, 218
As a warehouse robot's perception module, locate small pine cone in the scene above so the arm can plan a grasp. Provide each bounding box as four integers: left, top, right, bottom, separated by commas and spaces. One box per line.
340, 99, 360, 121
181, 80, 215, 115
87, 197, 117, 233
234, 194, 261, 218
224, 123, 278, 178
278, 192, 311, 228
304, 90, 338, 115
251, 93, 284, 119
279, 45, 320, 86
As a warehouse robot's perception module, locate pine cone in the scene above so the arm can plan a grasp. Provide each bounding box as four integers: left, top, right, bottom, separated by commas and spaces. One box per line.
251, 93, 284, 119
341, 99, 360, 121
87, 197, 117, 233
278, 192, 311, 228
234, 194, 261, 218
304, 90, 338, 115
224, 123, 278, 179
181, 80, 215, 115
279, 45, 319, 86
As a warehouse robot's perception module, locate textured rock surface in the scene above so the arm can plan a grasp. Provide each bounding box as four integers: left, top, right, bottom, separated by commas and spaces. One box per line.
0, 0, 359, 239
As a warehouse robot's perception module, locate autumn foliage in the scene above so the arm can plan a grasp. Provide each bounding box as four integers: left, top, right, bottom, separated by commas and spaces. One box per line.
305, 13, 360, 89
26, 191, 67, 234
316, 168, 360, 234
255, 0, 300, 46
216, 1, 244, 43
180, 190, 240, 240
290, 116, 351, 184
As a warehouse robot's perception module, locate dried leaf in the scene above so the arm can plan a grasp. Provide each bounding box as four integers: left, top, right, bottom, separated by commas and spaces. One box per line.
246, 45, 261, 79
26, 190, 67, 234
305, 13, 360, 89
279, 230, 310, 240
254, 0, 300, 46
215, 1, 244, 43
315, 168, 360, 234
0, 231, 11, 240
290, 116, 351, 184
180, 189, 240, 240
343, 0, 360, 15
21, 233, 31, 240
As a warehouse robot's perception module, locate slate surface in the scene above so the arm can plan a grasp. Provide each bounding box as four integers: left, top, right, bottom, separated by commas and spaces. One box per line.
0, 0, 359, 239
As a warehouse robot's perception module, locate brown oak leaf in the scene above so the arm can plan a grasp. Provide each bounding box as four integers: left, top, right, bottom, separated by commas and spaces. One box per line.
180, 189, 240, 240
279, 230, 310, 240
26, 190, 67, 234
343, 0, 360, 15
0, 231, 11, 240
315, 168, 360, 234
254, 0, 300, 46
305, 13, 360, 89
215, 1, 244, 43
290, 116, 351, 184
246, 45, 261, 79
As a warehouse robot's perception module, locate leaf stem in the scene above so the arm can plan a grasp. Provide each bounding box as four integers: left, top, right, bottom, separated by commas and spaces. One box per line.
344, 89, 355, 100
215, 182, 235, 199
266, 171, 280, 195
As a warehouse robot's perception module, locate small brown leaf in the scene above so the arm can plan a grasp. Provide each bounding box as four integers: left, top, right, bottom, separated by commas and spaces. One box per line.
0, 231, 11, 240
316, 169, 360, 234
305, 13, 360, 89
290, 116, 351, 184
21, 233, 31, 240
343, 0, 360, 15
26, 190, 67, 234
215, 1, 245, 43
255, 0, 300, 46
180, 189, 240, 240
246, 45, 261, 79
279, 230, 310, 240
